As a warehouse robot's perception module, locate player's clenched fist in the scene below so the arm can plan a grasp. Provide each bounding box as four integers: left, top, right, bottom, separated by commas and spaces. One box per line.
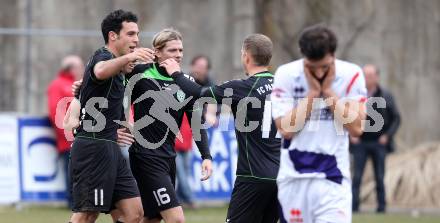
160, 58, 181, 75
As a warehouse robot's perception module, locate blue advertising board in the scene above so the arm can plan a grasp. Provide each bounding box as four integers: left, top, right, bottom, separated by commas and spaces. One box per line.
190, 117, 237, 201
18, 117, 66, 201
1, 115, 238, 203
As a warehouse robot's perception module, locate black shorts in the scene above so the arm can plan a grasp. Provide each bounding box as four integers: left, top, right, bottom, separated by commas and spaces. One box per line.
70, 137, 140, 213
129, 152, 180, 219
226, 177, 279, 223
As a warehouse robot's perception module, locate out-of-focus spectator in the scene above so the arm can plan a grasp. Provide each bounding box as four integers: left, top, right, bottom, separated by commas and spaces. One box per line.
190, 55, 212, 86
190, 55, 217, 125
47, 55, 84, 208
351, 64, 401, 213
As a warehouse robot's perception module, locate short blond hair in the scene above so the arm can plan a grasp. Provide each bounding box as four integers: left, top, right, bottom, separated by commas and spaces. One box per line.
152, 28, 182, 50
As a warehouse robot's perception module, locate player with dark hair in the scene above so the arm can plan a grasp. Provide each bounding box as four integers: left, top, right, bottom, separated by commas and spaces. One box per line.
162, 33, 281, 223
68, 9, 154, 223
272, 25, 367, 223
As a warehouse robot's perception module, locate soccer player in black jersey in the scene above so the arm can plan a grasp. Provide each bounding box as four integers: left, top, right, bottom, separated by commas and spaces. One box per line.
162, 34, 281, 223
125, 28, 212, 223
69, 10, 154, 223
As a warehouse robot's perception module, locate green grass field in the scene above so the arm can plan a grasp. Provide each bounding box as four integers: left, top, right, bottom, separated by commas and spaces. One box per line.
0, 205, 439, 223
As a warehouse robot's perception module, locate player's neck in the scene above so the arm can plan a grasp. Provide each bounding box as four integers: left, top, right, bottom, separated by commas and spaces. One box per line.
246, 66, 269, 77
105, 44, 120, 57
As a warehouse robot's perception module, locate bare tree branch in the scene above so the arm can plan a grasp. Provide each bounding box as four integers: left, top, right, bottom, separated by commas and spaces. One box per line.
340, 0, 376, 58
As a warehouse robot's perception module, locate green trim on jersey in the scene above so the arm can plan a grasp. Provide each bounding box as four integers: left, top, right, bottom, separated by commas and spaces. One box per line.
76, 135, 118, 144
186, 108, 202, 112
123, 75, 128, 86
254, 72, 273, 77
242, 76, 263, 177
142, 64, 173, 81
240, 73, 273, 178
236, 174, 277, 181
209, 87, 217, 103
247, 78, 261, 97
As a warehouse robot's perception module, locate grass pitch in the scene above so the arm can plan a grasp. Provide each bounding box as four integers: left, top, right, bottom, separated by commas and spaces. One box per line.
0, 205, 439, 223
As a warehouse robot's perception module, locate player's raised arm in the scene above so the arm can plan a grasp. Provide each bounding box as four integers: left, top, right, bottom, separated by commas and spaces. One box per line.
160, 58, 205, 96
160, 58, 221, 100
94, 48, 154, 80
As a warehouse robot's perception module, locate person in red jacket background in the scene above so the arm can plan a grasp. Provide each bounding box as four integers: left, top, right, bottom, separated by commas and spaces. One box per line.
47, 55, 84, 208
174, 113, 196, 208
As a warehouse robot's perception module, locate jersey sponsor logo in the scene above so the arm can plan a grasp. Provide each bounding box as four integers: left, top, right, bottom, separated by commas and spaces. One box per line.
176, 89, 186, 102
293, 86, 306, 94
294, 86, 305, 94
293, 86, 306, 99
272, 88, 285, 98
289, 209, 303, 223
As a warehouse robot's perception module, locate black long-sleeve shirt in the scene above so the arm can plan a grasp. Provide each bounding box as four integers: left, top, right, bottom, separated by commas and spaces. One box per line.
125, 63, 211, 160
76, 47, 123, 141
172, 71, 281, 181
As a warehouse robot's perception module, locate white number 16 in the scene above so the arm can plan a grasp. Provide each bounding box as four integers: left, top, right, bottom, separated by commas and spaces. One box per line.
153, 188, 170, 206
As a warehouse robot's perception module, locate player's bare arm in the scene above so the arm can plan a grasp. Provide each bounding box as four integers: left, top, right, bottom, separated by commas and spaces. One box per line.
94, 48, 154, 80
